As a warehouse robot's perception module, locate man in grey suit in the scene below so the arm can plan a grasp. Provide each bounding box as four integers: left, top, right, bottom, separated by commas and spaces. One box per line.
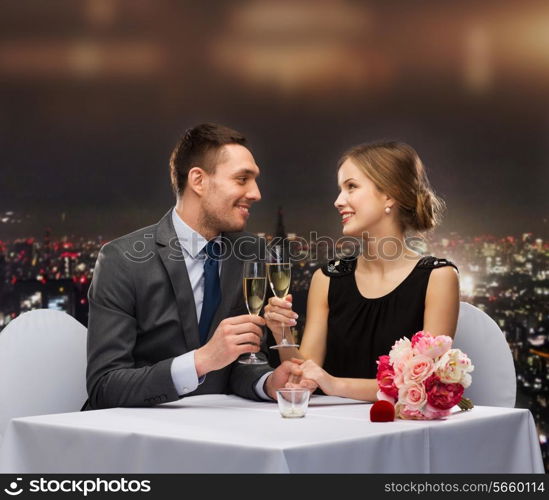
85, 123, 303, 410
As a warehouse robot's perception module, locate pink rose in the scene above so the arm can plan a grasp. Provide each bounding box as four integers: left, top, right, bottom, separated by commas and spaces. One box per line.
376, 355, 398, 399
392, 349, 413, 388
402, 354, 435, 384
422, 404, 451, 420
395, 402, 425, 420
398, 381, 427, 409
425, 374, 464, 410
413, 333, 453, 359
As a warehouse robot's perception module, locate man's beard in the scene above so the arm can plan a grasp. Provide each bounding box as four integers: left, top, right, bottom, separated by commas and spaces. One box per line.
200, 203, 244, 234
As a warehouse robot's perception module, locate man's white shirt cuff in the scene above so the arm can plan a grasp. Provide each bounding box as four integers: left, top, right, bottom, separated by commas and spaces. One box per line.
170, 350, 204, 396
254, 371, 273, 400
171, 352, 271, 400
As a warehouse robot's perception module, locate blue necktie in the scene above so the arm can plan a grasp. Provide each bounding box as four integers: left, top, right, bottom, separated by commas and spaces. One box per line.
198, 240, 221, 345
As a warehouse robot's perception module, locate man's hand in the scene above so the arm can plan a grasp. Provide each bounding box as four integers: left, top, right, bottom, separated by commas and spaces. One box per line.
264, 359, 318, 399
194, 315, 265, 377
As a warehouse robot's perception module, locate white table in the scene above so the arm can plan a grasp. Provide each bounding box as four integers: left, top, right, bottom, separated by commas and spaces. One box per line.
0, 395, 544, 473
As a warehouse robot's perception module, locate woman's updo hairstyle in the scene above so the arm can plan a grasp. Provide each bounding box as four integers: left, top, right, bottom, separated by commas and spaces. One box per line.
338, 141, 445, 232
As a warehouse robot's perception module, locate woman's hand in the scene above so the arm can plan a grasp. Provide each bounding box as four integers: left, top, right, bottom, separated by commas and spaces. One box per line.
263, 294, 298, 344
286, 358, 338, 396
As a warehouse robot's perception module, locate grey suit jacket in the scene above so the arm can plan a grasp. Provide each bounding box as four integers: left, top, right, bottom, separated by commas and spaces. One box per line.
84, 209, 272, 410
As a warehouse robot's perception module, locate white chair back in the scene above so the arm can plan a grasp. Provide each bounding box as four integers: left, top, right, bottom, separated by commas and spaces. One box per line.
0, 309, 87, 436
453, 301, 516, 407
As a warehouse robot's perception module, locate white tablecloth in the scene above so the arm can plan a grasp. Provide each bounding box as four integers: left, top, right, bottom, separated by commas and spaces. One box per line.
0, 395, 544, 473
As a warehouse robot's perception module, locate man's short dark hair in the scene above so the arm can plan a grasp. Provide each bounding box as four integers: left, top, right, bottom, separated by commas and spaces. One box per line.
169, 123, 248, 196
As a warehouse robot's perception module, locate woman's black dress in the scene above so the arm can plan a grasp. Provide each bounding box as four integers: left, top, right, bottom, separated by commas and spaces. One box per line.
321, 256, 458, 379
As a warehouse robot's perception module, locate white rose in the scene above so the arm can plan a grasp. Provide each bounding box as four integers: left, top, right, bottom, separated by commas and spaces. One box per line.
461, 372, 472, 389
435, 348, 474, 385
389, 337, 413, 366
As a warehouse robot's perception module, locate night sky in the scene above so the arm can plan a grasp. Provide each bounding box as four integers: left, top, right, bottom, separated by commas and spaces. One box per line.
1, 0, 548, 240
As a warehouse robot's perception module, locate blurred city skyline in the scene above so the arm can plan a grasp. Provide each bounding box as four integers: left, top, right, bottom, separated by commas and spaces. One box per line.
1, 0, 549, 240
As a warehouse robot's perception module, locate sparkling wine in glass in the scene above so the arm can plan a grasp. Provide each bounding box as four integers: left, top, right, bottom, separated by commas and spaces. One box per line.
268, 246, 299, 349
239, 261, 268, 365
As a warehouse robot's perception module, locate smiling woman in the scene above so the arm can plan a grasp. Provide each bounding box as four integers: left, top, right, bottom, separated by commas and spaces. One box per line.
264, 141, 460, 402
336, 141, 445, 236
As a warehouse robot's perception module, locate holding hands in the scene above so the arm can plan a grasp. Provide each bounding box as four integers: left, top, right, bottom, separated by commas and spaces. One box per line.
285, 358, 338, 396
264, 360, 317, 399
264, 296, 325, 395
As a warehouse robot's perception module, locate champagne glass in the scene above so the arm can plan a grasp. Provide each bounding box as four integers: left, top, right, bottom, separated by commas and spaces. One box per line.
239, 261, 268, 365
268, 246, 299, 349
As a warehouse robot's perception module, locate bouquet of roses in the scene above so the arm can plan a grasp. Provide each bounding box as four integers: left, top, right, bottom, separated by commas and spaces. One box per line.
376, 331, 474, 420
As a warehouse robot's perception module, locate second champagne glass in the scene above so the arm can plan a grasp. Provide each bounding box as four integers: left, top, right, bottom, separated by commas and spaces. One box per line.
268, 246, 299, 349
239, 261, 268, 365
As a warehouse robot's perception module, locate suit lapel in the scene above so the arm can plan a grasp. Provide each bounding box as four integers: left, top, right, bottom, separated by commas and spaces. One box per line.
156, 210, 201, 351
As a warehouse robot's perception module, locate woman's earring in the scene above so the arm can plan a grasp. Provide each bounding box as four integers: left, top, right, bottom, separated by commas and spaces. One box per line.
384, 206, 391, 214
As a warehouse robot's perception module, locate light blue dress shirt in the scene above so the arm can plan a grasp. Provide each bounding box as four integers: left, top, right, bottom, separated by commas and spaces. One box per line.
169, 208, 272, 399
